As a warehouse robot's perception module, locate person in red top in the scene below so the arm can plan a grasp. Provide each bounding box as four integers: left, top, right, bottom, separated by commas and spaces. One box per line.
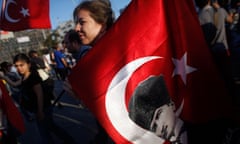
72, 0, 115, 143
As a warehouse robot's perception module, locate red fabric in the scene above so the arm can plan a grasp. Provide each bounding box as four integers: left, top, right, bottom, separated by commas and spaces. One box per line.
0, 0, 51, 31
69, 0, 232, 143
0, 81, 25, 133
0, 30, 9, 34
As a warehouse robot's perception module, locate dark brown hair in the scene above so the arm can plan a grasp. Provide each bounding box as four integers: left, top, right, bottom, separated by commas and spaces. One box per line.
73, 0, 115, 30
68, 30, 81, 44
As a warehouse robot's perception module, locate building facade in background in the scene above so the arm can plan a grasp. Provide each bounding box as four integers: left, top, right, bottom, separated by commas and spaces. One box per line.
55, 20, 75, 42
0, 29, 50, 62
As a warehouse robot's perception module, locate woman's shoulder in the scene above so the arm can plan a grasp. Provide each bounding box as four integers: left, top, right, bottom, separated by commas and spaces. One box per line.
26, 71, 42, 85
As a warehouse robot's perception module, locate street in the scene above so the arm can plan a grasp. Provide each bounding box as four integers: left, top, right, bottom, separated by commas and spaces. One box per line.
50, 80, 99, 144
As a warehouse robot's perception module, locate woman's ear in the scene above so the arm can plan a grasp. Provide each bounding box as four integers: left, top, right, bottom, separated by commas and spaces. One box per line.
100, 24, 107, 33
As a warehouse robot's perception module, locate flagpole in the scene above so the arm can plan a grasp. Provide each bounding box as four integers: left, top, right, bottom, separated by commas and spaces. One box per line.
1, 0, 6, 18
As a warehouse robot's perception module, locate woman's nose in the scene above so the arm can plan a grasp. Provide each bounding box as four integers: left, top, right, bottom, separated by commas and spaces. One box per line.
75, 23, 81, 32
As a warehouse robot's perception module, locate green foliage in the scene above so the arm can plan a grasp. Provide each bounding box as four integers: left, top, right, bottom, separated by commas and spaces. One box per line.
43, 31, 60, 48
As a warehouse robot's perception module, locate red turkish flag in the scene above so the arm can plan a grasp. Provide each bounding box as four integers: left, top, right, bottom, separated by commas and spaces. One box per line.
0, 0, 51, 31
0, 81, 25, 133
69, 0, 232, 143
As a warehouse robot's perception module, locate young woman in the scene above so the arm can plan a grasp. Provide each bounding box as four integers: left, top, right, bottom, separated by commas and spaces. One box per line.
0, 54, 47, 143
0, 53, 74, 144
71, 1, 115, 143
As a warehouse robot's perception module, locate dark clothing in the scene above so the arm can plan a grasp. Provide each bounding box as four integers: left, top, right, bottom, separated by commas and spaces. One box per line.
30, 57, 46, 70
20, 71, 74, 143
55, 68, 68, 80
20, 72, 41, 113
72, 45, 91, 61
41, 78, 55, 102
20, 72, 51, 113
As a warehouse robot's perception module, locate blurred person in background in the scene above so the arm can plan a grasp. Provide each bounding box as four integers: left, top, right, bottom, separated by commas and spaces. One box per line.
52, 44, 69, 80
0, 61, 21, 104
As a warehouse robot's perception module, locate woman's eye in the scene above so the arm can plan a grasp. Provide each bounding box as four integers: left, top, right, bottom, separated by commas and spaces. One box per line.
75, 18, 85, 25
80, 21, 85, 25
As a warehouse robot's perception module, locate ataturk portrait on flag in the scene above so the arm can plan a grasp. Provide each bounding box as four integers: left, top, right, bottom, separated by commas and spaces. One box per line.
128, 75, 187, 143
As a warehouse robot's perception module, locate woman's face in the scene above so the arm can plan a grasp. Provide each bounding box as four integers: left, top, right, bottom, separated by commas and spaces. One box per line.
14, 60, 30, 75
75, 9, 104, 45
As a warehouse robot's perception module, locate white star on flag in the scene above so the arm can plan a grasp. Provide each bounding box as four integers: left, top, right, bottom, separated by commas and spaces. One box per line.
20, 7, 30, 17
172, 53, 197, 85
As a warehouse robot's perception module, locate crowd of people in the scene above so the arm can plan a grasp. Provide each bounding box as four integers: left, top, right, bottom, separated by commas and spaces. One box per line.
196, 0, 240, 83
0, 0, 239, 143
196, 0, 240, 119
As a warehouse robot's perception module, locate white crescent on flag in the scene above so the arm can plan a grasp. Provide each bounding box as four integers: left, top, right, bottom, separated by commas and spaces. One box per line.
0, 0, 51, 30
105, 56, 166, 144
4, 0, 20, 23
